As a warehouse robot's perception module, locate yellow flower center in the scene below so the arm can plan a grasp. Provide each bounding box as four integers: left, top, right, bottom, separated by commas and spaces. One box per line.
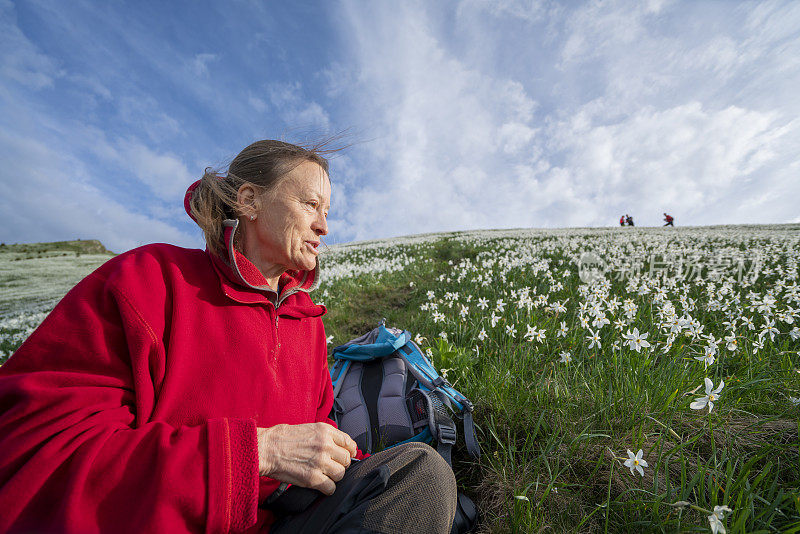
634, 459, 639, 465
709, 394, 715, 401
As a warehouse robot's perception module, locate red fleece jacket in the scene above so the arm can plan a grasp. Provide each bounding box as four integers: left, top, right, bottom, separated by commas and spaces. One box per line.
0, 235, 357, 533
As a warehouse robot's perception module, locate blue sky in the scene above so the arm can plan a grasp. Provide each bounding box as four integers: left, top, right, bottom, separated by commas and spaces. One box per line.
1, 0, 798, 252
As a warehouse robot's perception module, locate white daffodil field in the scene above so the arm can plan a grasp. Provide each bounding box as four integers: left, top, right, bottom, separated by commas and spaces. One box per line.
2, 226, 799, 532
319, 225, 800, 533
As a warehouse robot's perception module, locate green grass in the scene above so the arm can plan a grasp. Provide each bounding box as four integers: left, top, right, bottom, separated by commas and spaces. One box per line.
319, 230, 800, 533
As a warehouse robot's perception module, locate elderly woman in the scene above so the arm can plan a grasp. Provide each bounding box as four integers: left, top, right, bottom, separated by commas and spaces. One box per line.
0, 140, 457, 533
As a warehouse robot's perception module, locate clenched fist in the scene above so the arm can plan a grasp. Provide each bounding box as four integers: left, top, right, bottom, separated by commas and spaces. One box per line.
257, 423, 359, 495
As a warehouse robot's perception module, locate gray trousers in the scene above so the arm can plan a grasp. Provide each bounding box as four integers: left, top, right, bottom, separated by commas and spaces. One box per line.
268, 442, 458, 534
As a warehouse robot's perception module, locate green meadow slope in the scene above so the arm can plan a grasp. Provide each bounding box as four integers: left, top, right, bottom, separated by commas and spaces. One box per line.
1, 226, 799, 533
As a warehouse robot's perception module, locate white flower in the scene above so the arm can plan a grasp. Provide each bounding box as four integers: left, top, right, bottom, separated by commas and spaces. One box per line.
477, 328, 487, 341
477, 297, 489, 310
432, 311, 445, 323
695, 350, 716, 368
690, 378, 725, 413
439, 331, 448, 340
557, 321, 568, 337
459, 304, 469, 320
409, 281, 415, 288
414, 333, 426, 345
559, 351, 572, 363
708, 505, 733, 534
506, 324, 517, 338
790, 327, 800, 341
495, 299, 506, 313
426, 290, 435, 300
326, 335, 334, 345
490, 312, 500, 328
622, 328, 651, 352
761, 319, 779, 342
586, 329, 601, 349
592, 314, 610, 329
523, 324, 537, 341
724, 333, 737, 352
623, 449, 648, 476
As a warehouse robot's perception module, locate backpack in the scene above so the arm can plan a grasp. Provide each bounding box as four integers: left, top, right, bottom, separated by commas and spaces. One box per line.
329, 322, 481, 533
329, 322, 481, 464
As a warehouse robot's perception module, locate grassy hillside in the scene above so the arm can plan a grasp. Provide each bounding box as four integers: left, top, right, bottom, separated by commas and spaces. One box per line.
0, 240, 115, 360
320, 225, 800, 533
1, 226, 799, 532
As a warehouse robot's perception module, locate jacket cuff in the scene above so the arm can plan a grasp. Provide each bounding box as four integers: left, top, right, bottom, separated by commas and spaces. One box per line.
207, 418, 258, 533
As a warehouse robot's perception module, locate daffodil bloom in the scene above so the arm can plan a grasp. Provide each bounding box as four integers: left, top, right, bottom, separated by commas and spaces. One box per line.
477, 328, 487, 341
557, 321, 568, 337
761, 319, 779, 342
559, 351, 572, 363
623, 448, 648, 476
592, 314, 610, 329
586, 329, 601, 349
695, 350, 715, 367
724, 333, 737, 352
477, 297, 488, 310
790, 327, 800, 341
690, 377, 724, 413
495, 299, 506, 313
523, 324, 537, 341
708, 505, 733, 534
623, 328, 651, 352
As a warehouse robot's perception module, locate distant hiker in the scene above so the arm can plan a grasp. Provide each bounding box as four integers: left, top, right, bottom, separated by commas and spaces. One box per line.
0, 139, 457, 533
619, 215, 625, 226
664, 213, 674, 226
626, 215, 635, 226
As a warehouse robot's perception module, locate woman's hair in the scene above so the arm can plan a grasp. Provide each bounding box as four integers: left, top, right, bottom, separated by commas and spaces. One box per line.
189, 139, 336, 257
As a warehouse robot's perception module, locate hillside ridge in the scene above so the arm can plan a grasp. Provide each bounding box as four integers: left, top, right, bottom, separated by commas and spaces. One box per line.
0, 239, 114, 257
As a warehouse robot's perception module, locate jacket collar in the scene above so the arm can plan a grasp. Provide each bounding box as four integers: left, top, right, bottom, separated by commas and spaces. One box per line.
208, 218, 321, 307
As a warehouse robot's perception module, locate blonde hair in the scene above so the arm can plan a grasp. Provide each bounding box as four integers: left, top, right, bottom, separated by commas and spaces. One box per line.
189, 139, 334, 257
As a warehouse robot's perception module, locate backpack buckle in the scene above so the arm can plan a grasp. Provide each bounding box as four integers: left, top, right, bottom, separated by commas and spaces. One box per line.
437, 421, 457, 445
432, 376, 449, 388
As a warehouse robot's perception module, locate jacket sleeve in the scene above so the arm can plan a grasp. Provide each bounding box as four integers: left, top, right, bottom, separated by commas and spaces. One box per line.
0, 272, 258, 534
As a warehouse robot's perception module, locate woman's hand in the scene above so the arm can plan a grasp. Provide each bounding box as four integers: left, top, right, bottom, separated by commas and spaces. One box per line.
257, 423, 358, 495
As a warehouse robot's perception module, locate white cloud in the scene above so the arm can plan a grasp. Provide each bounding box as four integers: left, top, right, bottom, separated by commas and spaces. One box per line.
190, 53, 219, 77
0, 0, 63, 89
0, 130, 197, 253
326, 0, 800, 241
119, 140, 195, 202
267, 82, 331, 130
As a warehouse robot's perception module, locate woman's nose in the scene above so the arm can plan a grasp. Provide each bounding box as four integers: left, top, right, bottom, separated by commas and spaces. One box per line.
312, 212, 328, 236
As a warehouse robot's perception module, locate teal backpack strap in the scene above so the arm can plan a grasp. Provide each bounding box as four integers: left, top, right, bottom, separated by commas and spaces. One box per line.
331, 359, 351, 399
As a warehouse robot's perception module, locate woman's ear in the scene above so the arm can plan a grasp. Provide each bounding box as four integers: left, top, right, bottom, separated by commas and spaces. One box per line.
237, 183, 260, 218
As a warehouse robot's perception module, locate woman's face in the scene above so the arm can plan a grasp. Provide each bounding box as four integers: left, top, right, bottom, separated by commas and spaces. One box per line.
241, 160, 331, 276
